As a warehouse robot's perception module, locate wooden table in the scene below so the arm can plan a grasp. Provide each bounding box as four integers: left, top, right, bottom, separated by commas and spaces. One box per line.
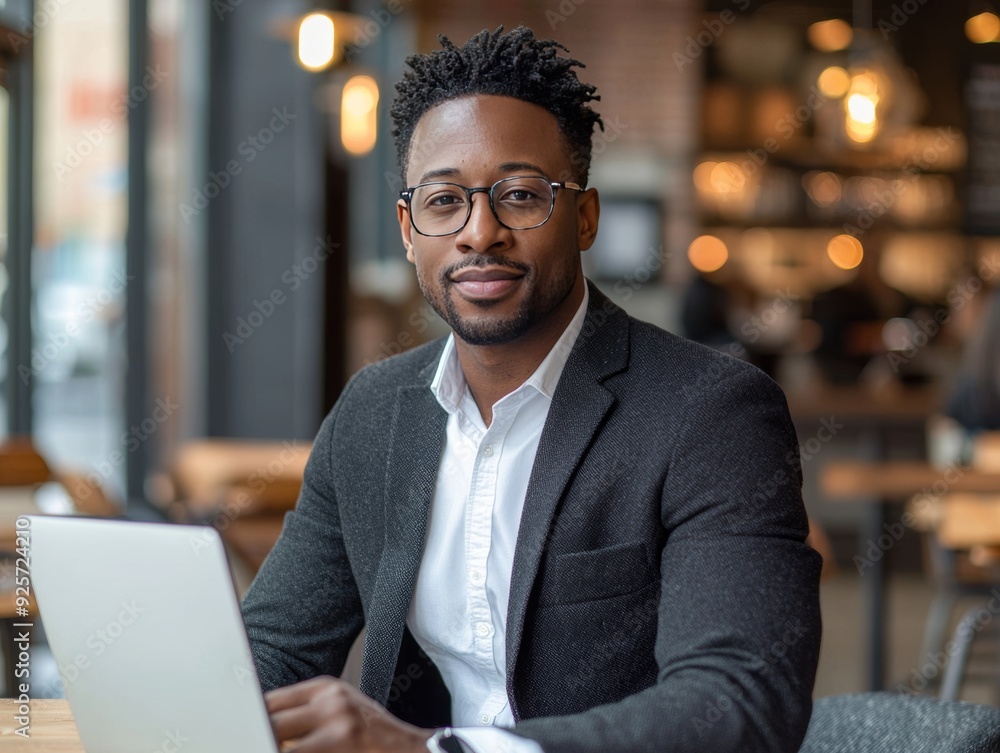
821, 461, 1000, 498
786, 384, 941, 426
0, 700, 82, 751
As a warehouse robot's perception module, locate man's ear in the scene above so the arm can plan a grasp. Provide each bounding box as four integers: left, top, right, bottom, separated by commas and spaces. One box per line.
397, 200, 415, 263
576, 188, 600, 252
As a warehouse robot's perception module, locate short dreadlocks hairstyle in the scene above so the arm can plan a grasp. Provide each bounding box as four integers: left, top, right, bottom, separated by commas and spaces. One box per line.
390, 26, 603, 186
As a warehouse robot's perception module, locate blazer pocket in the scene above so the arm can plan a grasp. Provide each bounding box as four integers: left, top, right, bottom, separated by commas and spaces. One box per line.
543, 541, 655, 606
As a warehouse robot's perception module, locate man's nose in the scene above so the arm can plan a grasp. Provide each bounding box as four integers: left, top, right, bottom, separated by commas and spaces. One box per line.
455, 192, 510, 252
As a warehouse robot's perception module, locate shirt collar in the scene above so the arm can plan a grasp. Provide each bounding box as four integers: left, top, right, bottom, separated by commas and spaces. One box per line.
430, 283, 590, 414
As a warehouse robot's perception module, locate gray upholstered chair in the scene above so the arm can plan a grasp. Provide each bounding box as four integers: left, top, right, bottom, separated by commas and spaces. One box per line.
798, 693, 1000, 753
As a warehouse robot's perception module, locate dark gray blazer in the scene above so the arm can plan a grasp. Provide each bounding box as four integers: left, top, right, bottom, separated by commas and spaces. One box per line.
241, 281, 822, 753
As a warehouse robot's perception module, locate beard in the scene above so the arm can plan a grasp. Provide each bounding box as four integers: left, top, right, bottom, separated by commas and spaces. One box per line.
416, 254, 578, 346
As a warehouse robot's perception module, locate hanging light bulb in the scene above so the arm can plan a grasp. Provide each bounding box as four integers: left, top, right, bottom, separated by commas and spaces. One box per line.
341, 75, 379, 155
298, 12, 336, 71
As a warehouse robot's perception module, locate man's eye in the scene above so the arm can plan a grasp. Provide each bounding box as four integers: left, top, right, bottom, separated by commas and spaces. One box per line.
500, 188, 539, 202
426, 192, 465, 208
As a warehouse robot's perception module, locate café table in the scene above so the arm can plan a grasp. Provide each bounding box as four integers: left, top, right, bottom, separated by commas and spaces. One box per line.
820, 459, 1000, 691
0, 700, 295, 751
0, 700, 82, 751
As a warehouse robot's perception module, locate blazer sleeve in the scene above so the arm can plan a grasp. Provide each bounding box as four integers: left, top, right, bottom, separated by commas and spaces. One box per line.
511, 366, 823, 753
241, 380, 365, 691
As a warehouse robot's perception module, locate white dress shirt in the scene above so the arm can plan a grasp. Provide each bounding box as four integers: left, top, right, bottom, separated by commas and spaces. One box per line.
407, 286, 589, 753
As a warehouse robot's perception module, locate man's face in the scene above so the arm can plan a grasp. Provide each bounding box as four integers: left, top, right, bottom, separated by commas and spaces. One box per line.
397, 95, 599, 347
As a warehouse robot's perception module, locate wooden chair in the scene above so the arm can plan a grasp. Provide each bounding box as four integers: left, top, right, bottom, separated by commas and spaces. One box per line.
0, 438, 51, 486
916, 431, 1000, 700
153, 440, 310, 573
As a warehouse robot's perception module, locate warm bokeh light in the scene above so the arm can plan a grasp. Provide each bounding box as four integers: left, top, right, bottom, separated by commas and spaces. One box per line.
850, 71, 880, 97
844, 70, 881, 143
881, 234, 965, 301
846, 93, 877, 123
688, 235, 729, 273
817, 66, 851, 98
966, 12, 1000, 43
803, 171, 842, 208
693, 161, 718, 193
808, 19, 853, 52
297, 13, 336, 71
826, 234, 864, 270
341, 75, 379, 155
846, 119, 877, 143
709, 161, 746, 193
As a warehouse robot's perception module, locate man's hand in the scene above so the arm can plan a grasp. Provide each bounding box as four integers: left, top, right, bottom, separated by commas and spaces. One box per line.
265, 676, 435, 753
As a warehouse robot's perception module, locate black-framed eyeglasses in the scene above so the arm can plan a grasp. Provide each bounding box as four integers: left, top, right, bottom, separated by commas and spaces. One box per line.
398, 176, 583, 237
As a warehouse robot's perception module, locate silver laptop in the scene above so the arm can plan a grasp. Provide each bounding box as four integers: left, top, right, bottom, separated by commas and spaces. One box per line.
27, 516, 279, 753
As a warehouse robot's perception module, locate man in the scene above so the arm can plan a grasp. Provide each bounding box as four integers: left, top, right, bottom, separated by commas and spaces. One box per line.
242, 26, 821, 753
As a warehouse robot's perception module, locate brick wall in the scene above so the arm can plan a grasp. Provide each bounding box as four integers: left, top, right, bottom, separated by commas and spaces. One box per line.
412, 0, 700, 153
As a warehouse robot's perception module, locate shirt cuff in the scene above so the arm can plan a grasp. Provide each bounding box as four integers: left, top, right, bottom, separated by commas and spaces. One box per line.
449, 726, 544, 753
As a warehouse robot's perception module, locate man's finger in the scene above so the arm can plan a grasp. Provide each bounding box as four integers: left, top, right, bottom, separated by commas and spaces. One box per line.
265, 676, 338, 712
270, 703, 340, 744
281, 722, 352, 753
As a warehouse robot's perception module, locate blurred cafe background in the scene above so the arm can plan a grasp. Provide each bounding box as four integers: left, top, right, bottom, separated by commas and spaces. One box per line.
1, 0, 1000, 707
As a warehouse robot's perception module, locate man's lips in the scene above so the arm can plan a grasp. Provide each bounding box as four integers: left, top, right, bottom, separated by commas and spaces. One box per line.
448, 267, 525, 300
449, 267, 524, 283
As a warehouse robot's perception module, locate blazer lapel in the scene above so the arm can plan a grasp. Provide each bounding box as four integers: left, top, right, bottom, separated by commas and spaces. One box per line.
359, 357, 447, 704
505, 283, 629, 716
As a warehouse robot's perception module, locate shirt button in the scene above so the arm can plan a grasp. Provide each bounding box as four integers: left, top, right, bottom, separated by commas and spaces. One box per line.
476, 622, 491, 637
470, 569, 483, 582
479, 714, 491, 725
482, 445, 493, 456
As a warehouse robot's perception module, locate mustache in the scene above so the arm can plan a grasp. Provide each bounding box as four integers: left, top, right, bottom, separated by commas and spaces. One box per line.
443, 255, 530, 280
